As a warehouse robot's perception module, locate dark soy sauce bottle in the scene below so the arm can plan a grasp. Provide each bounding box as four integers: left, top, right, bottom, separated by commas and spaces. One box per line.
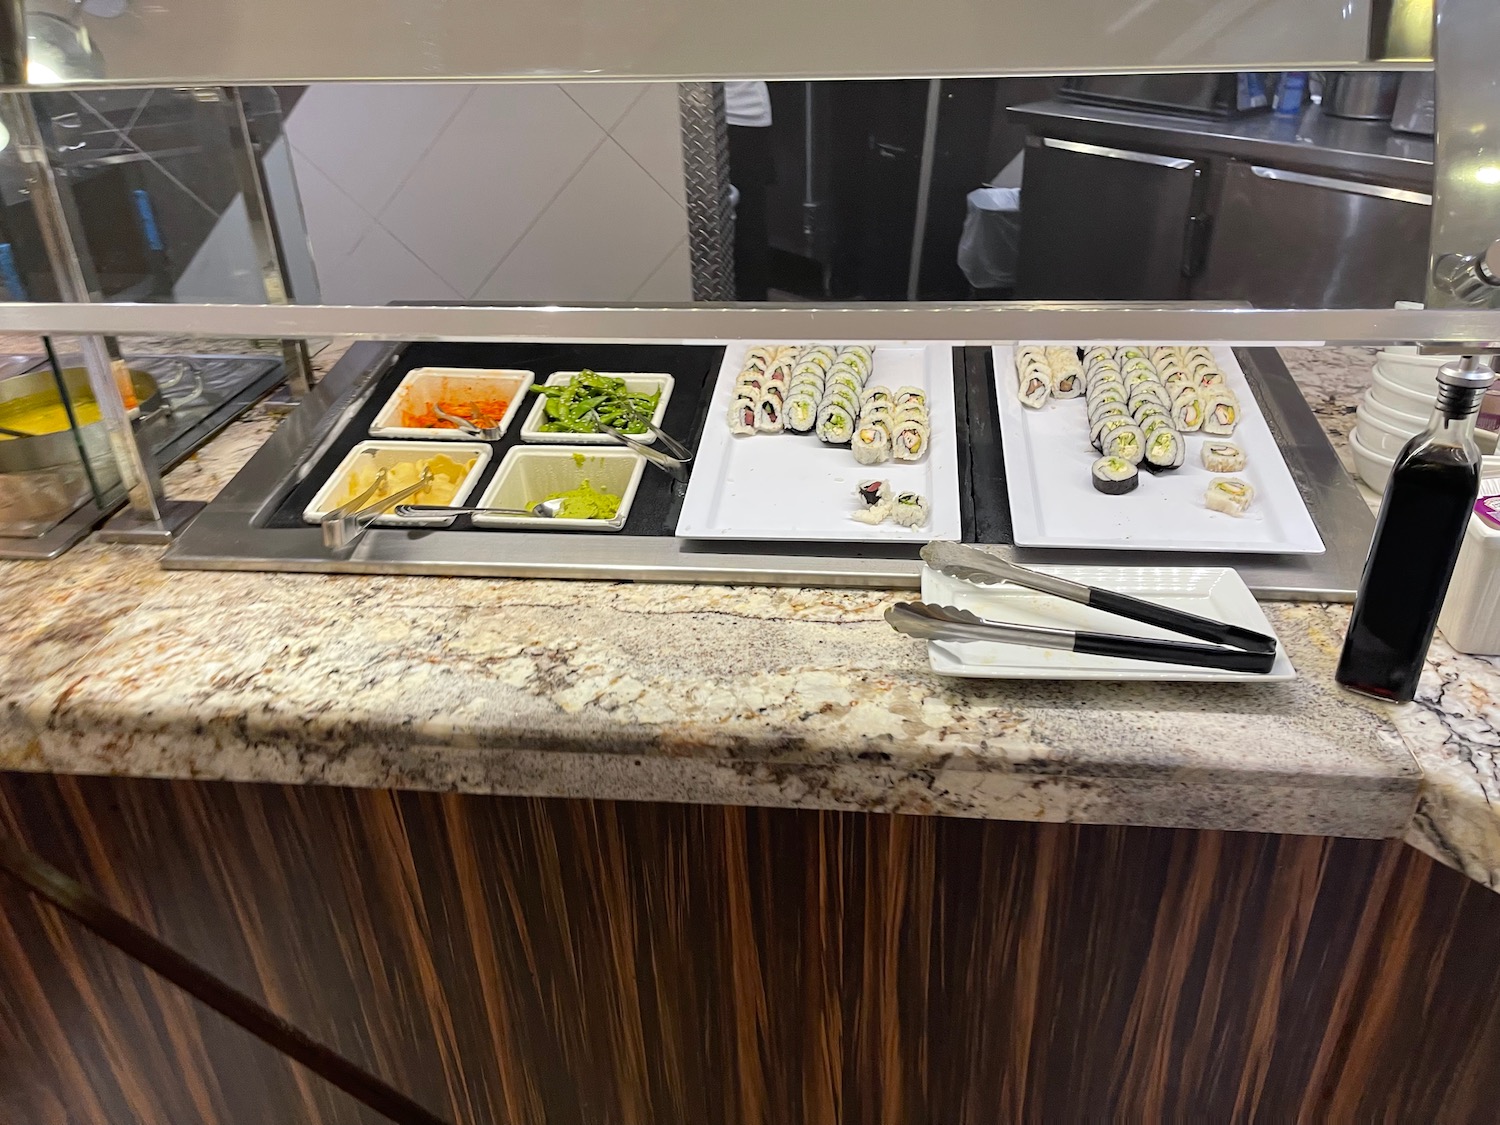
1338, 356, 1497, 701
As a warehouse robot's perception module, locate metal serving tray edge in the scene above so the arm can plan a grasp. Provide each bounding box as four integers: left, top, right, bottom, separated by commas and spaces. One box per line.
163, 342, 1374, 600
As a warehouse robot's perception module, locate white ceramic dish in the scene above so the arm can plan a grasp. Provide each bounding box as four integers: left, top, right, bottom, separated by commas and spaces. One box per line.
676, 342, 962, 542
472, 446, 646, 531
920, 564, 1295, 681
519, 371, 674, 445
1370, 367, 1439, 417
1351, 429, 1500, 492
369, 367, 534, 440
1374, 350, 1446, 393
992, 345, 1324, 555
1359, 388, 1426, 432
1354, 403, 1417, 457
303, 440, 492, 527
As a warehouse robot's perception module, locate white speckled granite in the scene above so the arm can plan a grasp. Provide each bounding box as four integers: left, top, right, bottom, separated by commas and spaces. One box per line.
3, 343, 1500, 877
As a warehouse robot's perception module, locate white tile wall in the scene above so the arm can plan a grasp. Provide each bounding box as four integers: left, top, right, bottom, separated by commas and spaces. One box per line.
285, 81, 691, 306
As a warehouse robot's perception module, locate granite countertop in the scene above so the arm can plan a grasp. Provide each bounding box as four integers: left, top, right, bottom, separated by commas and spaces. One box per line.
3, 343, 1499, 891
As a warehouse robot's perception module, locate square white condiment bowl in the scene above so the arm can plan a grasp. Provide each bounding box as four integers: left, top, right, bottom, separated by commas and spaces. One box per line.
369, 367, 534, 439
303, 440, 492, 527
473, 447, 646, 531
519, 371, 674, 445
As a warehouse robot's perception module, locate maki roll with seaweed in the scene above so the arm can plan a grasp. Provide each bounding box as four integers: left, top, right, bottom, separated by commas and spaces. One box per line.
816, 401, 856, 444
1142, 427, 1185, 473
1092, 455, 1139, 495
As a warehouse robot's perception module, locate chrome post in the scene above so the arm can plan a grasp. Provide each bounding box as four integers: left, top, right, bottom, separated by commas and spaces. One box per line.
0, 91, 193, 542
678, 82, 735, 302
220, 87, 314, 397
1424, 0, 1500, 338
0, 0, 24, 86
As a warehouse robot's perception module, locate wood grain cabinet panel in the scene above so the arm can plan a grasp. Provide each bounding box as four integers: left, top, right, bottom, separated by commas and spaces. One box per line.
2, 772, 1500, 1124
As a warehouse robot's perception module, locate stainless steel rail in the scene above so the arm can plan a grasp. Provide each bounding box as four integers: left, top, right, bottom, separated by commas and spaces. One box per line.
3, 301, 1500, 348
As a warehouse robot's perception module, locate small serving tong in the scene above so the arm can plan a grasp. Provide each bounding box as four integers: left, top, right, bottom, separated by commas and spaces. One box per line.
887, 541, 1278, 674
431, 404, 505, 441
321, 464, 434, 550
587, 410, 693, 482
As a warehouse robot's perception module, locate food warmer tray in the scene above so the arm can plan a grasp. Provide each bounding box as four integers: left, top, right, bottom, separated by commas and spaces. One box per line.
164, 341, 1374, 599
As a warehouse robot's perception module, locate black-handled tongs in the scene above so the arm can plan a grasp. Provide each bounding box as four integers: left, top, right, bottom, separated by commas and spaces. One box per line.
899, 542, 1278, 674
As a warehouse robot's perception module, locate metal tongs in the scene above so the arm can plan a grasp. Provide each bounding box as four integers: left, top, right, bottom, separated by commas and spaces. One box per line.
321, 465, 434, 550
588, 410, 693, 483
888, 542, 1278, 674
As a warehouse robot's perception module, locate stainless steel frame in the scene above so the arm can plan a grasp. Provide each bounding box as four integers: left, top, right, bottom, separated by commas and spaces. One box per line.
1248, 165, 1433, 206
1036, 137, 1197, 170
0, 301, 1498, 347
164, 345, 1374, 600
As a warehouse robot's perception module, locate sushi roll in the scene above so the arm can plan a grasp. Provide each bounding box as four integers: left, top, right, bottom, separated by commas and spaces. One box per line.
1198, 370, 1228, 390
861, 386, 894, 408
1091, 455, 1140, 495
1140, 414, 1176, 439
1149, 346, 1178, 366
1044, 345, 1079, 365
1017, 365, 1050, 408
1124, 368, 1160, 391
1205, 478, 1254, 516
861, 403, 894, 427
756, 394, 784, 433
840, 344, 875, 371
852, 423, 892, 464
727, 394, 758, 435
735, 374, 764, 396
824, 384, 861, 415
852, 479, 893, 525
816, 401, 856, 444
1016, 345, 1048, 369
1202, 390, 1240, 435
1202, 442, 1247, 472
1083, 346, 1114, 366
741, 346, 776, 374
893, 405, 930, 429
1162, 369, 1195, 394
1183, 345, 1215, 366
1103, 424, 1145, 465
1129, 384, 1172, 412
892, 418, 928, 461
1132, 403, 1169, 429
1088, 398, 1128, 423
828, 368, 863, 394
1051, 367, 1083, 399
765, 355, 795, 385
1116, 345, 1147, 362
1090, 413, 1135, 450
890, 491, 929, 528
789, 375, 825, 399
784, 392, 819, 433
1088, 383, 1126, 407
1142, 427, 1185, 472
798, 345, 837, 372
1171, 387, 1204, 432
894, 386, 926, 408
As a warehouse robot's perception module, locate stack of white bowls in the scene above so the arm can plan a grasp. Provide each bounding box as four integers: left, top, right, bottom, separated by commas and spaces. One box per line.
1351, 349, 1447, 491
1351, 349, 1500, 491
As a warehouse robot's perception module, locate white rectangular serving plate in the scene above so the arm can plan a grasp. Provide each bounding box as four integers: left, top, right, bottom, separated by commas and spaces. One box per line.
303, 440, 493, 527
519, 371, 675, 445
992, 345, 1324, 554
472, 446, 647, 532
921, 563, 1295, 681
368, 367, 534, 440
676, 342, 962, 541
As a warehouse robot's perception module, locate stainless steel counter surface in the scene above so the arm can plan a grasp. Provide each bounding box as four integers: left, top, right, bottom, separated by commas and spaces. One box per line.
1009, 101, 1434, 187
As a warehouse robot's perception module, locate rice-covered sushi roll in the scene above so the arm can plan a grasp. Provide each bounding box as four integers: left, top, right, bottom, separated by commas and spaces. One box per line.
1183, 345, 1215, 366
852, 423, 892, 464
1124, 368, 1160, 392
893, 405, 929, 428
1017, 364, 1050, 408
789, 375, 825, 400
727, 393, 757, 435
1103, 424, 1146, 465
852, 479, 893, 525
892, 419, 928, 461
735, 373, 764, 397
792, 359, 827, 383
1016, 345, 1048, 369
828, 368, 863, 394
1092, 455, 1139, 495
1149, 346, 1178, 366
1171, 387, 1204, 431
1201, 442, 1247, 472
797, 345, 838, 371
824, 385, 861, 415
1142, 427, 1185, 472
861, 403, 894, 428
1129, 384, 1172, 412
1162, 369, 1195, 394
756, 394, 784, 433
1090, 413, 1135, 450
894, 386, 925, 408
1132, 403, 1169, 429
889, 491, 929, 528
861, 386, 894, 408
1140, 414, 1176, 438
1044, 345, 1078, 365
1051, 367, 1083, 399
1088, 383, 1127, 408
1205, 478, 1254, 516
1198, 370, 1228, 390
742, 345, 777, 374
815, 401, 856, 444
1088, 399, 1129, 425
765, 354, 795, 385
1202, 390, 1240, 435
840, 344, 875, 370
784, 392, 819, 433
1083, 346, 1115, 366
1116, 345, 1147, 362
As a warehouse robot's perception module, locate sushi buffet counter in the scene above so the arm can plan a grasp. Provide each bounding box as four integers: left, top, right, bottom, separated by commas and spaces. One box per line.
0, 345, 1494, 892
9, 347, 1500, 1122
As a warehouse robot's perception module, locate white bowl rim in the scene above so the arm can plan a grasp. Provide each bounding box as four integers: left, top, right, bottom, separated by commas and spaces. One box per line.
1370, 369, 1439, 407
1360, 388, 1427, 426
1349, 426, 1396, 466
1355, 403, 1421, 439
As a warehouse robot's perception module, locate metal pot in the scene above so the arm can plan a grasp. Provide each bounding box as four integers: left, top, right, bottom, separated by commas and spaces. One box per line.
1324, 72, 1402, 121
0, 365, 161, 477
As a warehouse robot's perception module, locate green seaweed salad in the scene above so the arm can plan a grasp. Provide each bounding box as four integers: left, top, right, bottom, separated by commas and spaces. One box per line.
532, 370, 659, 434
